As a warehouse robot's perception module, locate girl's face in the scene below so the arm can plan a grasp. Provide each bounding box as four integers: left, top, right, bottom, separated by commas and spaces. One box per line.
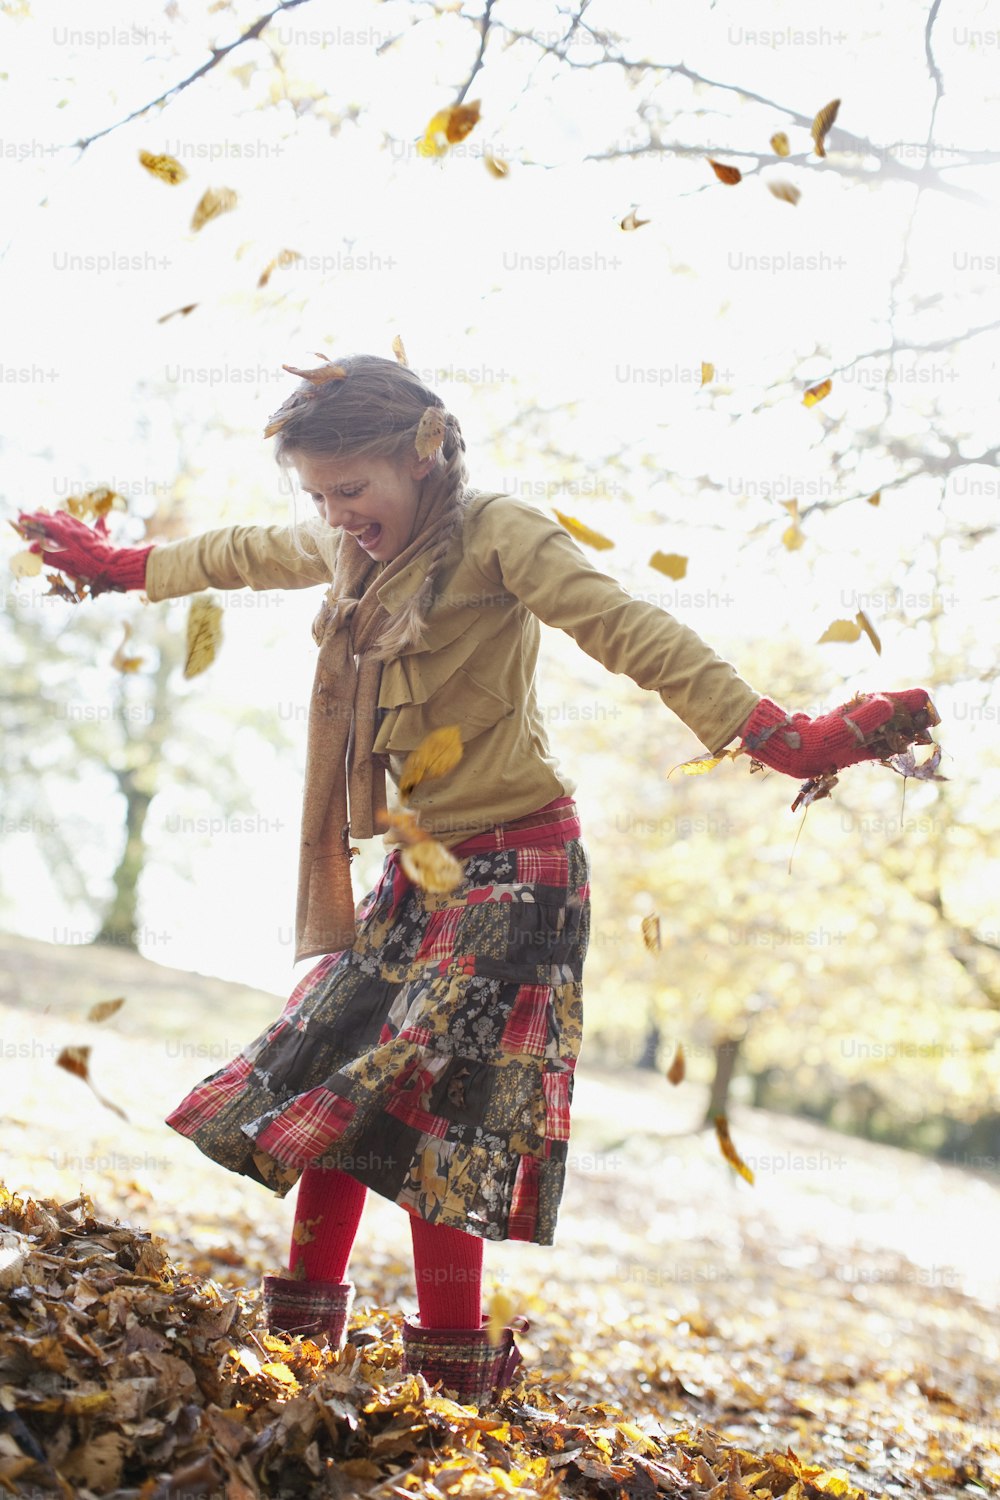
292, 450, 436, 563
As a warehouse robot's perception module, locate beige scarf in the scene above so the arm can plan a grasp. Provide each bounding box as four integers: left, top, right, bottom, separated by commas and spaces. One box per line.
294, 478, 465, 963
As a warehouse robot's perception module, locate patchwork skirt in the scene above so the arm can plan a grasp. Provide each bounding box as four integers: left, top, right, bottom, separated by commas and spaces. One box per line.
165, 797, 591, 1245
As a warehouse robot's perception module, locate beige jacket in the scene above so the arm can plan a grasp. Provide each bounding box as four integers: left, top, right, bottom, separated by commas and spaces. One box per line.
146, 490, 761, 928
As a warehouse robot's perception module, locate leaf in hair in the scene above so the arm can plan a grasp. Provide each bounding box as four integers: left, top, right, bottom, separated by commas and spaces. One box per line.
415, 407, 447, 459
281, 360, 348, 385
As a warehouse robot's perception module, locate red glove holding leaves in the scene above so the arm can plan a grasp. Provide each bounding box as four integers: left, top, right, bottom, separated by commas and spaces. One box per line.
740, 690, 937, 779
15, 509, 154, 595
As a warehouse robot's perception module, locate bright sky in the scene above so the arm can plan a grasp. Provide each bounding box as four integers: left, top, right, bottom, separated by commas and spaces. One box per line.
1, 0, 998, 994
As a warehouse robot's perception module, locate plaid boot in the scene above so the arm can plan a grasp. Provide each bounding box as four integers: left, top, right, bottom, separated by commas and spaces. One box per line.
261, 1274, 354, 1347
401, 1314, 527, 1406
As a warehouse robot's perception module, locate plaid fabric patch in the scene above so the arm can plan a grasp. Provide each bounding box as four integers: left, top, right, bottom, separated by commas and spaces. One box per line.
401, 1315, 518, 1405
262, 1275, 354, 1340
165, 802, 589, 1246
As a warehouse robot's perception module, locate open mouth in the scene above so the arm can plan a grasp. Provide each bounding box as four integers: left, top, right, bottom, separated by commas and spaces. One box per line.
346, 523, 382, 548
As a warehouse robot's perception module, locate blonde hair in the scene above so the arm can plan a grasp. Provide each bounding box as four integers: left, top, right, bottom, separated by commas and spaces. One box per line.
268, 353, 471, 656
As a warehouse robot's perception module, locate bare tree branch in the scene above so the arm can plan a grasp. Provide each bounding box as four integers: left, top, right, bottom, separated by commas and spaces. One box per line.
455, 0, 498, 105
69, 0, 314, 152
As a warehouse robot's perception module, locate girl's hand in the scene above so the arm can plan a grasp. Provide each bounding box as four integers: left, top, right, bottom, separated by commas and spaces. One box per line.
15, 509, 154, 594
738, 689, 936, 778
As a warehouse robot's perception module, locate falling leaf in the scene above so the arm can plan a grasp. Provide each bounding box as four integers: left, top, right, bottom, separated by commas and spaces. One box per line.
888, 743, 947, 782
111, 621, 144, 674
811, 98, 841, 157
713, 1115, 754, 1184
87, 997, 125, 1023
183, 595, 223, 679
383, 807, 429, 848
398, 725, 464, 801
649, 551, 688, 580
700, 362, 714, 385
400, 840, 464, 894
190, 186, 238, 232
708, 159, 742, 185
803, 378, 832, 407
818, 617, 862, 646
10, 548, 42, 578
791, 771, 839, 813
281, 360, 348, 385
291, 1216, 322, 1245
770, 131, 791, 157
641, 915, 661, 952
64, 488, 126, 521
55, 1046, 129, 1120
484, 152, 509, 178
138, 149, 187, 184
767, 181, 801, 206
157, 303, 198, 323
781, 502, 805, 551
487, 1287, 517, 1347
670, 752, 732, 776
392, 334, 408, 365
666, 1043, 685, 1085
620, 210, 650, 231
855, 608, 882, 656
418, 100, 481, 157
553, 511, 614, 551
415, 406, 447, 459
867, 491, 881, 506
258, 249, 304, 288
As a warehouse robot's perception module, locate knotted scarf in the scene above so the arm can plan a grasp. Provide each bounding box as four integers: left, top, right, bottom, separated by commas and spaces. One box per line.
294, 475, 465, 963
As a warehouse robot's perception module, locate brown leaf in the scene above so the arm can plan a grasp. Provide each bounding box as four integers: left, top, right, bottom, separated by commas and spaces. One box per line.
713, 1115, 754, 1184
157, 303, 198, 323
767, 181, 801, 206
666, 1043, 685, 1086
484, 152, 510, 178
281, 360, 348, 385
708, 159, 742, 185
620, 209, 650, 230
811, 98, 841, 157
87, 997, 125, 1023
190, 186, 238, 232
791, 771, 839, 812
415, 406, 447, 459
56, 1046, 129, 1120
258, 249, 304, 288
111, 621, 144, 674
641, 914, 661, 952
867, 490, 881, 506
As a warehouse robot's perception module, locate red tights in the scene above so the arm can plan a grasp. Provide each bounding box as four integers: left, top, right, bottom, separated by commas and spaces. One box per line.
289, 1163, 483, 1330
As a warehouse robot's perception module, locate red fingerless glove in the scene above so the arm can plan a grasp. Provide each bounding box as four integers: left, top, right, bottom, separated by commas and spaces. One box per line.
17, 509, 154, 593
740, 689, 933, 778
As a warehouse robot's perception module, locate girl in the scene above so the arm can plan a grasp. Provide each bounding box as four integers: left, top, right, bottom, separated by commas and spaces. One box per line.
17, 354, 931, 1406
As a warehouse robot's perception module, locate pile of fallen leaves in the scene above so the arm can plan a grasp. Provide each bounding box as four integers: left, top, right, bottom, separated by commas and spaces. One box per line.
0, 1184, 872, 1500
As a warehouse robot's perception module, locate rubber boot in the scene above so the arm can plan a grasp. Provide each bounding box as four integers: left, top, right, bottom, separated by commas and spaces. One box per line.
261, 1274, 354, 1347
401, 1313, 527, 1406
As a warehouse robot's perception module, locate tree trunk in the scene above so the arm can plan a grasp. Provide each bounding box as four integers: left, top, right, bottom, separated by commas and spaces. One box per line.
702, 1035, 743, 1125
94, 775, 153, 950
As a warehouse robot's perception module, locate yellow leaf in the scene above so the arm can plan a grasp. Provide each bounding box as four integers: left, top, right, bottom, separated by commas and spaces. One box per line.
867, 490, 881, 506
767, 180, 801, 206
818, 617, 862, 645
183, 596, 223, 679
65, 487, 126, 521
138, 149, 187, 184
641, 914, 661, 951
649, 551, 688, 580
666, 1043, 685, 1085
111, 621, 144, 674
400, 840, 464, 895
616, 1421, 659, 1455
484, 152, 510, 178
190, 186, 238, 232
418, 100, 481, 157
87, 997, 125, 1023
811, 98, 841, 157
671, 753, 728, 776
620, 209, 650, 230
391, 334, 408, 365
291, 1215, 322, 1245
415, 405, 447, 459
11, 548, 42, 578
714, 1115, 754, 1184
486, 1286, 516, 1347
782, 523, 805, 551
398, 726, 464, 800
261, 1362, 299, 1387
708, 159, 742, 185
770, 131, 791, 157
700, 361, 714, 385
803, 378, 832, 406
553, 511, 614, 551
258, 249, 303, 288
855, 608, 882, 656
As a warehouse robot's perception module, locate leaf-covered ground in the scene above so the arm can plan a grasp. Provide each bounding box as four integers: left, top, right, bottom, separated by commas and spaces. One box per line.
2, 931, 999, 1498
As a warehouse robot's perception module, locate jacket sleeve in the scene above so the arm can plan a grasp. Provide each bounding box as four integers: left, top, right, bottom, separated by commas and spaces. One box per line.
466, 495, 761, 755
144, 524, 333, 602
